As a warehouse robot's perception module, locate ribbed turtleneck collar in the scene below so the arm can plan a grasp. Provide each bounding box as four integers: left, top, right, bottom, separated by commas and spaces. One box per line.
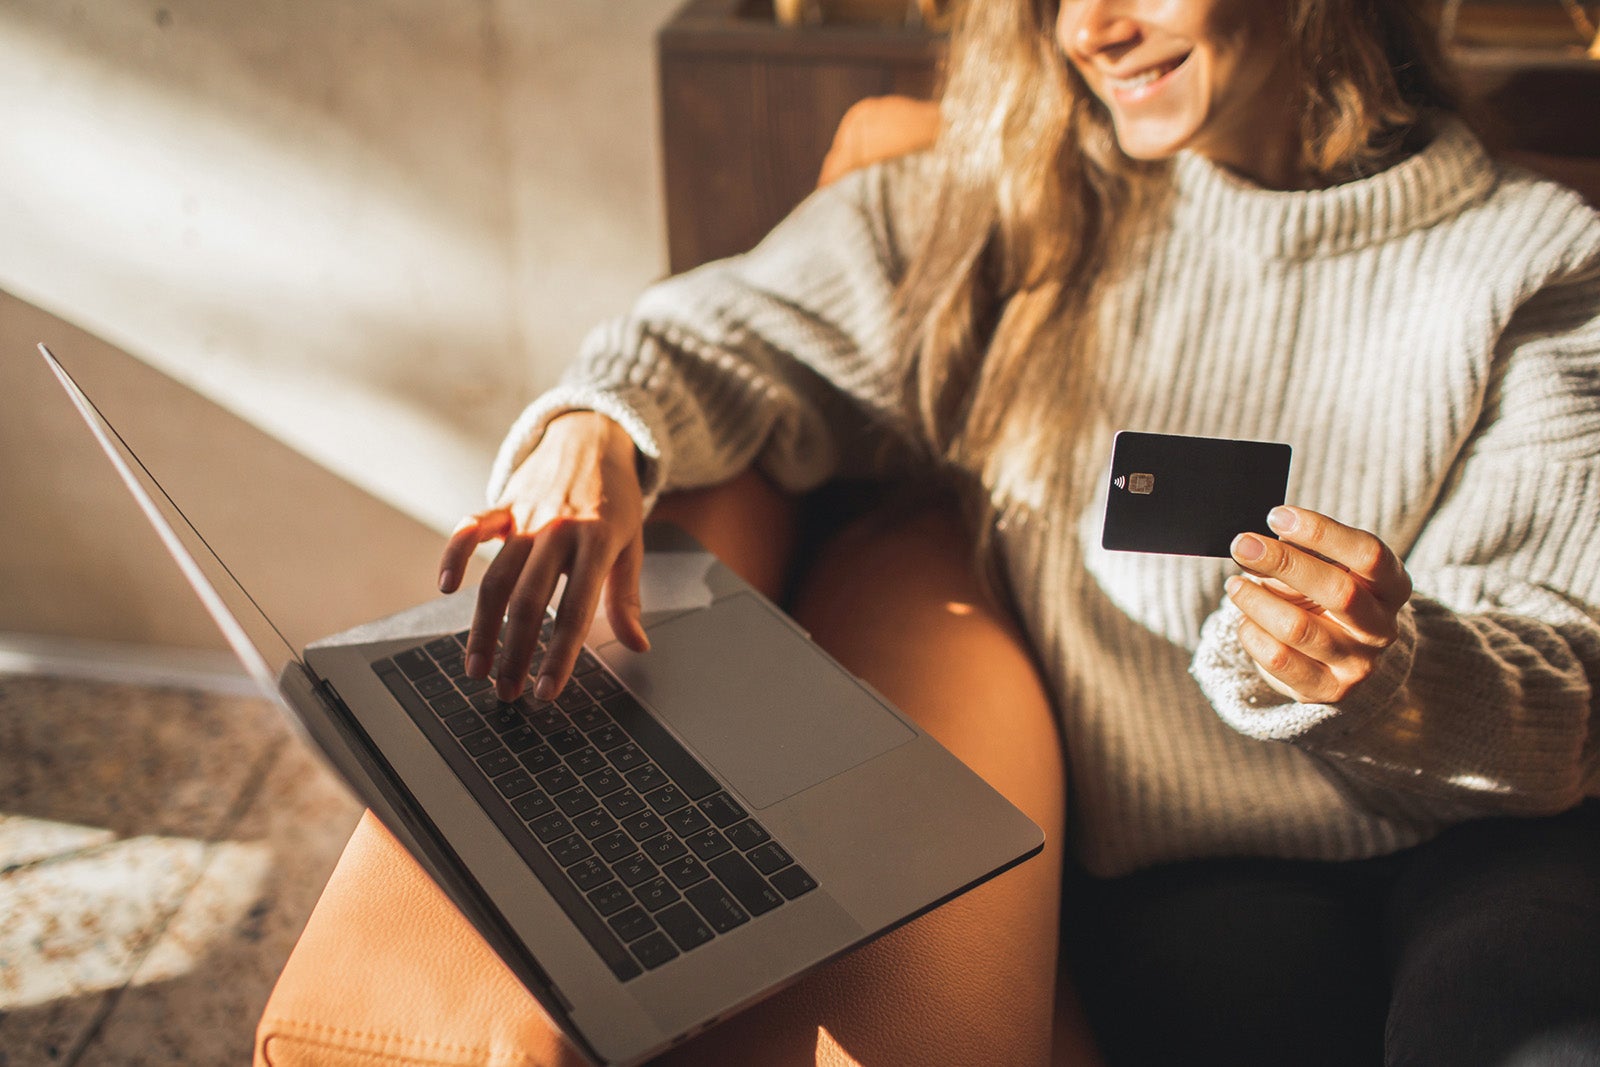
1168, 119, 1495, 260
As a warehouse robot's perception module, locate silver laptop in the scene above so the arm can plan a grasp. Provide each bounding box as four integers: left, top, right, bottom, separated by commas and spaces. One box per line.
41, 342, 1043, 1066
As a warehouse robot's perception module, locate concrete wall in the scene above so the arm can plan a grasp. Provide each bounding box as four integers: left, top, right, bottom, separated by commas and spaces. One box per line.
0, 0, 679, 650
1, 0, 679, 534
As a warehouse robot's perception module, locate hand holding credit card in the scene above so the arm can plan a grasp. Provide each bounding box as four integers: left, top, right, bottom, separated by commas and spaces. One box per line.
1101, 431, 1293, 557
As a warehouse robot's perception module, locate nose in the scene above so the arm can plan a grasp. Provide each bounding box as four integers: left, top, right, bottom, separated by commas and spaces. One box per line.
1058, 0, 1140, 60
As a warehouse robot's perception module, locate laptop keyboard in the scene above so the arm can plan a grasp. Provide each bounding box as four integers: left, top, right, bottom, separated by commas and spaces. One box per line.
371, 621, 818, 982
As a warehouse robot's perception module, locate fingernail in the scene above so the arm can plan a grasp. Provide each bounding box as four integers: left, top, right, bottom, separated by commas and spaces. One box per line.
466, 653, 489, 677
1225, 575, 1244, 596
1233, 534, 1265, 562
534, 674, 559, 701
1267, 507, 1296, 533
437, 568, 455, 593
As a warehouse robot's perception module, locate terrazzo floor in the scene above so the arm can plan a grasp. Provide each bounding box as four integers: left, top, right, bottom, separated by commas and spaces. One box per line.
0, 671, 362, 1065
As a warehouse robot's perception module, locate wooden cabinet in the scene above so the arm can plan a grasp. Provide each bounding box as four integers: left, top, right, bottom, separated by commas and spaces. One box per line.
657, 0, 941, 272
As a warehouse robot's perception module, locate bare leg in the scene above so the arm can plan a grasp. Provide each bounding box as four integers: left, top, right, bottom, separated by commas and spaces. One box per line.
656, 506, 1076, 1066
650, 470, 799, 603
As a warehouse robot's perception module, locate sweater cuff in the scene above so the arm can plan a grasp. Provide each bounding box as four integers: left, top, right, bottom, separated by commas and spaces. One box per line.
1190, 597, 1419, 744
486, 386, 671, 510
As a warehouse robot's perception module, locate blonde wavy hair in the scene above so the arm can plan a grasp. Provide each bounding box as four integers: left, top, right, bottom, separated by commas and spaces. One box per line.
893, 0, 1463, 566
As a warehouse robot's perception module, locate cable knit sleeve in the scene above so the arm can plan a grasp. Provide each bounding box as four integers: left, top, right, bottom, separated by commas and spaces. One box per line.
1193, 251, 1600, 820
485, 158, 927, 509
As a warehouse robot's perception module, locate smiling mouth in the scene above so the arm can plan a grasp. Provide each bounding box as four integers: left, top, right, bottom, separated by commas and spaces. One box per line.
1103, 55, 1188, 98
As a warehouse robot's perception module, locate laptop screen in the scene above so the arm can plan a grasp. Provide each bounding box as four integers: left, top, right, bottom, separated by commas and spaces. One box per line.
38, 344, 302, 700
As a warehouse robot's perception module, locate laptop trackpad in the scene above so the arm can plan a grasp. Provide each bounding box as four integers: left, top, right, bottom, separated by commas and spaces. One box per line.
600, 593, 914, 810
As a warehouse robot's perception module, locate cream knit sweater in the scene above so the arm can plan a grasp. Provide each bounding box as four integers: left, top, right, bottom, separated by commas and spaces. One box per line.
491, 121, 1600, 876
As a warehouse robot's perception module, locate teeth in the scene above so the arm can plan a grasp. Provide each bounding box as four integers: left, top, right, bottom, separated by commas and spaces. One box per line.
1107, 64, 1172, 92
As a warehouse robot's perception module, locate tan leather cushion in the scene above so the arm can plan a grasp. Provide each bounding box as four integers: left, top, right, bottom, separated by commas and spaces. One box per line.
816, 96, 940, 188
255, 812, 579, 1067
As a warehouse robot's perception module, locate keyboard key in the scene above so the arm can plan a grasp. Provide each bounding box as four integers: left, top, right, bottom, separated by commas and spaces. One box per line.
633, 876, 681, 912
555, 786, 600, 817
570, 705, 611, 732
477, 749, 518, 779
621, 811, 667, 842
685, 828, 732, 861
435, 655, 466, 679
471, 690, 507, 714
485, 707, 525, 733
613, 852, 658, 888
630, 931, 679, 970
707, 851, 783, 916
656, 902, 715, 951
550, 834, 594, 867
574, 649, 602, 676
626, 764, 670, 795
588, 724, 628, 751
548, 728, 586, 755
529, 708, 570, 736
746, 842, 792, 876
457, 675, 492, 695
608, 906, 657, 943
424, 636, 459, 659
555, 687, 593, 714
662, 855, 711, 889
394, 648, 434, 680
770, 865, 818, 900
603, 789, 647, 819
535, 766, 579, 795
428, 692, 468, 717
587, 881, 632, 917
530, 812, 574, 843
511, 790, 554, 821
699, 793, 746, 828
568, 858, 611, 892
565, 746, 608, 776
416, 673, 454, 699
724, 820, 771, 852
594, 831, 636, 864
641, 832, 687, 865
580, 671, 622, 701
583, 768, 626, 797
494, 769, 537, 800
645, 785, 690, 815
520, 745, 561, 773
665, 807, 711, 837
685, 881, 749, 934
462, 730, 502, 758
603, 693, 721, 800
443, 710, 484, 737
501, 726, 541, 754
572, 809, 618, 841
609, 743, 648, 771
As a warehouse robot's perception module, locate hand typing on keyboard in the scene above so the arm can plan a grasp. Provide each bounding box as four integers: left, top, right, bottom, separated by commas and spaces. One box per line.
436, 411, 651, 702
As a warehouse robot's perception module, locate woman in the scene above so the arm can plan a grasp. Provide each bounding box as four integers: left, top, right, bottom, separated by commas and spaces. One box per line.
439, 0, 1600, 1063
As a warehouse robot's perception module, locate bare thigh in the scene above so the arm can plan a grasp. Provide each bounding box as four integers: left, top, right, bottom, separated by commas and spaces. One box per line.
655, 504, 1069, 1067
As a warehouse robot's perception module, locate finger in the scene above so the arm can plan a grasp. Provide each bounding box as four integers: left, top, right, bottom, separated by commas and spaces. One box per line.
1235, 615, 1339, 704
465, 535, 534, 679
437, 511, 511, 593
1267, 506, 1412, 607
605, 531, 650, 654
537, 532, 611, 700
1226, 575, 1347, 666
495, 533, 572, 701
1231, 533, 1396, 647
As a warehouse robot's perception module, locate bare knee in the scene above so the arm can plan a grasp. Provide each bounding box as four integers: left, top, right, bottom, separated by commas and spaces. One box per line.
650, 469, 798, 602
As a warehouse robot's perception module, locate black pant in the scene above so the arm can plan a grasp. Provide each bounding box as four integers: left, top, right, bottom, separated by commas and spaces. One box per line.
1064, 801, 1600, 1067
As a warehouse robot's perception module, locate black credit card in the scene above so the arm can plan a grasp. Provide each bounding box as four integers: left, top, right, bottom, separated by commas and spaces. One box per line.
1101, 431, 1293, 558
